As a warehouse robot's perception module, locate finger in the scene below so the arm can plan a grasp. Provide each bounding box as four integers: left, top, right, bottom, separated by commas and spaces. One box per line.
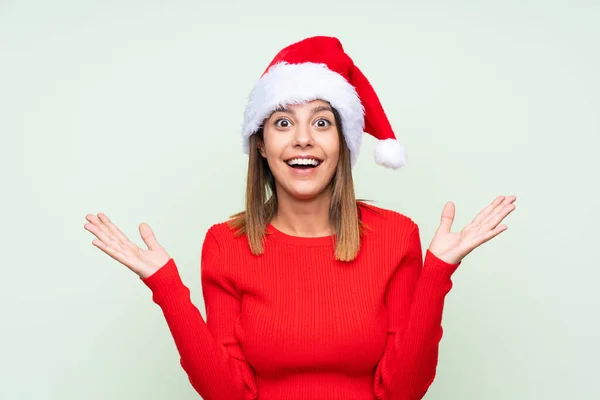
438, 202, 455, 233
86, 214, 113, 238
472, 196, 506, 225
481, 202, 516, 232
139, 223, 160, 251
91, 238, 128, 264
86, 214, 129, 251
476, 224, 508, 246
96, 213, 136, 249
85, 222, 125, 254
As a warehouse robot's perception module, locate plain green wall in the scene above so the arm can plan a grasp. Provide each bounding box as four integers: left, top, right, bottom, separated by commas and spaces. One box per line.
1, 0, 599, 399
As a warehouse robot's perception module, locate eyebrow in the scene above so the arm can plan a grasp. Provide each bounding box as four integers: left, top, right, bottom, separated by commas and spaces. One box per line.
274, 104, 333, 115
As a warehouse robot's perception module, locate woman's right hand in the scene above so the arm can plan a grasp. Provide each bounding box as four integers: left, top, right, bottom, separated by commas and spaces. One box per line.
84, 213, 171, 279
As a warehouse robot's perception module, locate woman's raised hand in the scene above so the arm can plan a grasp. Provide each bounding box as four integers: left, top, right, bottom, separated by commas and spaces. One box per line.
427, 195, 517, 265
84, 213, 170, 278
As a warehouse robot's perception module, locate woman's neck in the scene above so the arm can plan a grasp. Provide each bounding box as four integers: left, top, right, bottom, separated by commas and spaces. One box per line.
270, 190, 333, 238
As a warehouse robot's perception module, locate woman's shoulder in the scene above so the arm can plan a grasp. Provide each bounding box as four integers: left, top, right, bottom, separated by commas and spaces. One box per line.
204, 218, 243, 242
358, 201, 418, 234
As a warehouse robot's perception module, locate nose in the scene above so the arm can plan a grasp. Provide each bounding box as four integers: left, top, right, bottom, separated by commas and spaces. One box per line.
292, 122, 314, 148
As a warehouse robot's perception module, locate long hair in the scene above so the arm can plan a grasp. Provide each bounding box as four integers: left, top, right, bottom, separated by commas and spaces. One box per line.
228, 106, 371, 261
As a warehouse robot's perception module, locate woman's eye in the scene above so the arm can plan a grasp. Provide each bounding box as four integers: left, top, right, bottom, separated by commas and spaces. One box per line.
315, 118, 331, 128
274, 118, 291, 128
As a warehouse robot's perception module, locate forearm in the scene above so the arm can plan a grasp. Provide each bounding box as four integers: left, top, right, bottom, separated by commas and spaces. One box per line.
382, 250, 459, 400
142, 259, 246, 400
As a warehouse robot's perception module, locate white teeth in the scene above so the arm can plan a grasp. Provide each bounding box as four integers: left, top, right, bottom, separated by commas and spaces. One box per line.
286, 158, 320, 166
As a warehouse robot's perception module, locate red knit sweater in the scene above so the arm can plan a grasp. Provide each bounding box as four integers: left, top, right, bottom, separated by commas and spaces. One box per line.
141, 203, 461, 400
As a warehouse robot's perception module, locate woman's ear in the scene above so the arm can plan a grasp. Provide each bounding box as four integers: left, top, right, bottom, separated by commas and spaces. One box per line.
257, 139, 266, 158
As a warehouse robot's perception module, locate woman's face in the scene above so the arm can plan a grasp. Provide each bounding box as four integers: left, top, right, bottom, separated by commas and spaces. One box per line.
259, 99, 340, 202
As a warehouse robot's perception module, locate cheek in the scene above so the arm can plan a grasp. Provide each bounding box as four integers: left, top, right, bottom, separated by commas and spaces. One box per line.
262, 129, 287, 156
322, 134, 340, 160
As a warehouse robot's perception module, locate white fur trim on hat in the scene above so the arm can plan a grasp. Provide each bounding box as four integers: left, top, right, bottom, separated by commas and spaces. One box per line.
374, 138, 407, 169
241, 62, 365, 167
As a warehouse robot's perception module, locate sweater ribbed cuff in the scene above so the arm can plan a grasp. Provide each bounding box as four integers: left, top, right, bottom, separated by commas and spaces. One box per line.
422, 249, 461, 283
139, 258, 183, 294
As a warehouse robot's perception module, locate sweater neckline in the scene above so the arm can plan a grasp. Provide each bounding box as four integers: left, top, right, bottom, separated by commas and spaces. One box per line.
266, 222, 336, 247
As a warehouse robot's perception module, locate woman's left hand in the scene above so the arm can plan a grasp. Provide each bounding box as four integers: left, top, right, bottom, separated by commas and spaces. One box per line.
427, 195, 517, 265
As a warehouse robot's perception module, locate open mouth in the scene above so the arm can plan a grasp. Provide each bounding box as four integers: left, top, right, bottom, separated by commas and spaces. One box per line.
285, 157, 322, 170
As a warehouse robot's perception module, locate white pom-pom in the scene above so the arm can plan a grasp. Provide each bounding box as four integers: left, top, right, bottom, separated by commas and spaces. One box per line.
374, 139, 407, 169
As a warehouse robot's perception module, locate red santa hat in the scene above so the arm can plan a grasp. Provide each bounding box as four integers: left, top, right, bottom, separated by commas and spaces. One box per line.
241, 36, 406, 169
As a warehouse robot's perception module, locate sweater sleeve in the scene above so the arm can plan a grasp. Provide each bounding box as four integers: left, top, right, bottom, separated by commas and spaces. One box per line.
140, 228, 258, 400
373, 224, 461, 400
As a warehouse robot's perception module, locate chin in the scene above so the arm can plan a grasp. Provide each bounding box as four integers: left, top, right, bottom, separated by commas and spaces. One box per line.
291, 183, 335, 201
290, 192, 321, 201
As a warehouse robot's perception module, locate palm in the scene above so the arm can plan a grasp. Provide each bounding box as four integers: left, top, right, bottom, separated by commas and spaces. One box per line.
428, 195, 516, 265
428, 230, 464, 261
84, 213, 170, 278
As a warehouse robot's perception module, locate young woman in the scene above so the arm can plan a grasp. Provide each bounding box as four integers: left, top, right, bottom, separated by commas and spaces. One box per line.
84, 36, 516, 400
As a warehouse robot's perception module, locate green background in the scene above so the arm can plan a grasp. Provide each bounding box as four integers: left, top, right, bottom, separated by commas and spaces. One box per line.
1, 0, 598, 398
